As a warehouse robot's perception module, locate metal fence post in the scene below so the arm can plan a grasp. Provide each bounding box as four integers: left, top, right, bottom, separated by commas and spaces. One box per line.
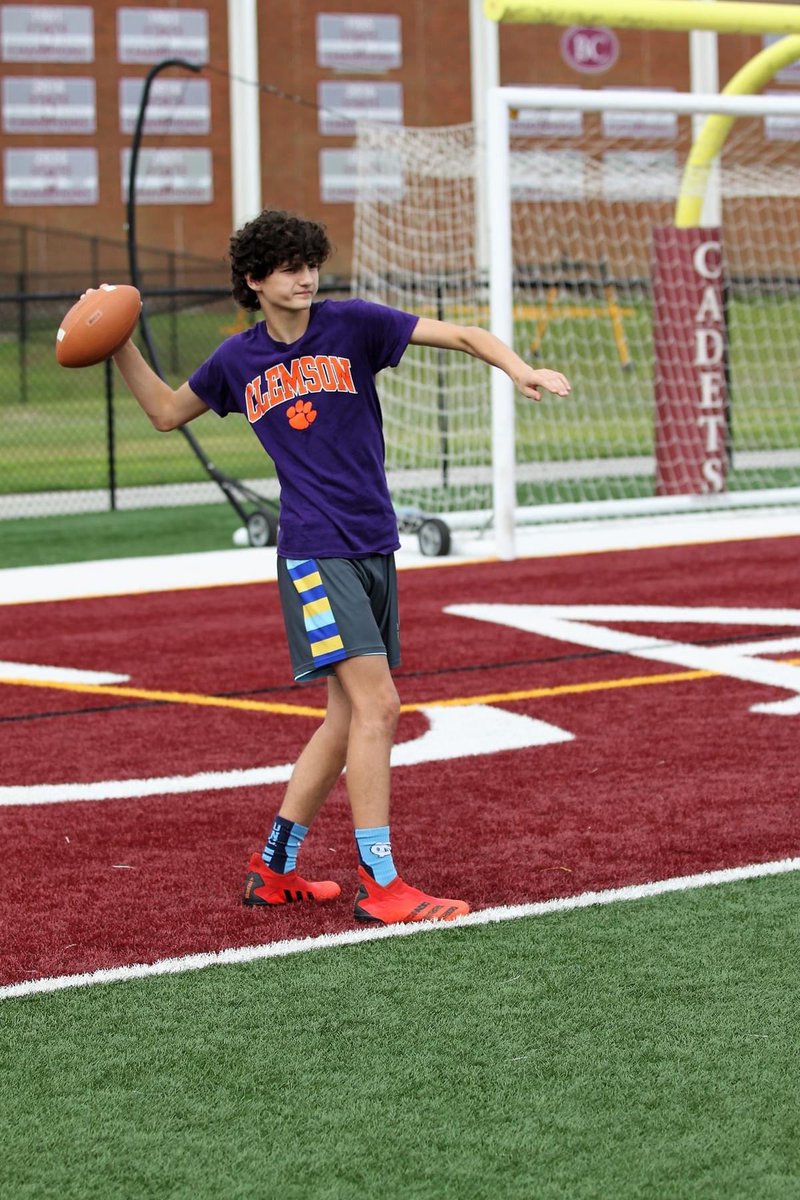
169, 251, 179, 374
17, 271, 28, 405
436, 279, 449, 490
104, 358, 117, 510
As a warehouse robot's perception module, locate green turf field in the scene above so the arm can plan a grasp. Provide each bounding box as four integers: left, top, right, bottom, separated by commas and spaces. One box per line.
514, 293, 800, 460
4, 458, 800, 570
3, 872, 798, 1200
2, 296, 798, 506
0, 504, 246, 569
0, 304, 274, 495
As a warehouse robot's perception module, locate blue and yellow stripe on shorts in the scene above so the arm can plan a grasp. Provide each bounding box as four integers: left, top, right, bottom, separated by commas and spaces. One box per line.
286, 558, 347, 669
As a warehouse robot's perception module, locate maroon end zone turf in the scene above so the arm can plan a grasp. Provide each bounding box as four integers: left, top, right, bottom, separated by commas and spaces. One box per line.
1, 536, 798, 986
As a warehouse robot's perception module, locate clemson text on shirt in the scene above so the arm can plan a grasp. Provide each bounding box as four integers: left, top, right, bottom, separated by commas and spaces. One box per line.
244, 355, 356, 423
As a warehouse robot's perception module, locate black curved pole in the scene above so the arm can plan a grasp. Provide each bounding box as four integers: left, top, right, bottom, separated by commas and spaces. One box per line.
126, 57, 203, 381
124, 57, 256, 524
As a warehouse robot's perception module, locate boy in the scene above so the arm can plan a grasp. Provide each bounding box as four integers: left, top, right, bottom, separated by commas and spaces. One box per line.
112, 209, 570, 925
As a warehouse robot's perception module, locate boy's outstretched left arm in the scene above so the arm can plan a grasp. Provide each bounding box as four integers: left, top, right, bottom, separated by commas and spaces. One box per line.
409, 317, 571, 401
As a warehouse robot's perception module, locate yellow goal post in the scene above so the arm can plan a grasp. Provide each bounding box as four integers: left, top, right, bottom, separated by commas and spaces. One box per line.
483, 0, 800, 36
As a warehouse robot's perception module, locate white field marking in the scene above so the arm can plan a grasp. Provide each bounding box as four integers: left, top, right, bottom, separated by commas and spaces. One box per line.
0, 661, 130, 685
0, 703, 573, 807
2, 855, 798, 1003
446, 605, 800, 716
3, 509, 800, 605
717, 637, 800, 656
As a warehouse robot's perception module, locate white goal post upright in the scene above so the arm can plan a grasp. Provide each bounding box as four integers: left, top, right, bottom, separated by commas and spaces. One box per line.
485, 85, 800, 557
353, 85, 800, 558
487, 86, 516, 559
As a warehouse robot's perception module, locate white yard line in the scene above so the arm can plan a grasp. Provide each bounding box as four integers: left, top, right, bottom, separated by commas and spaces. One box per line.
2, 854, 798, 1003
0, 704, 573, 808
2, 509, 799, 607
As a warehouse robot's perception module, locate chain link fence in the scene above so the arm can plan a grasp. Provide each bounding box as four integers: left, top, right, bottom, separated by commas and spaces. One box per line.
0, 220, 349, 519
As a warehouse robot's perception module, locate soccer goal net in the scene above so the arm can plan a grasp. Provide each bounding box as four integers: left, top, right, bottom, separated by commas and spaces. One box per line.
352, 86, 800, 549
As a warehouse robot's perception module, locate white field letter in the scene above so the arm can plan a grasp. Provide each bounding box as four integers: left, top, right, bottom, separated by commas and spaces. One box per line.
695, 284, 723, 324
699, 370, 725, 409
694, 328, 725, 367
698, 412, 726, 452
693, 240, 722, 279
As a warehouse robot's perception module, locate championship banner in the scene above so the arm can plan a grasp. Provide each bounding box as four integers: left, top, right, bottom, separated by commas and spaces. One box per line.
652, 226, 728, 495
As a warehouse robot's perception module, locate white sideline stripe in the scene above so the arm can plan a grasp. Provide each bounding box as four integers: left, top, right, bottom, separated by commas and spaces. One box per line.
0, 705, 573, 807
3, 510, 800, 608
2, 855, 798, 1003
0, 661, 130, 685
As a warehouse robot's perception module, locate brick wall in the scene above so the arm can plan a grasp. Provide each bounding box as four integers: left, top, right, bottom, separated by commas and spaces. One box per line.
0, 0, 231, 262
0, 0, 781, 276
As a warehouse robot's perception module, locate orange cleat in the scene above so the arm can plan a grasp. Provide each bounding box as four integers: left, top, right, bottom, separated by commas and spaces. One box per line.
242, 853, 341, 907
353, 867, 469, 925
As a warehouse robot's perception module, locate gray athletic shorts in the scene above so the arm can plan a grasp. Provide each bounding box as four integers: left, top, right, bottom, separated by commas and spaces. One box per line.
277, 554, 400, 683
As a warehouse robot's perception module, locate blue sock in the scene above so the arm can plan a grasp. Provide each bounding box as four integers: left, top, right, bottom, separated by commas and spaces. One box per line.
354, 825, 398, 886
262, 815, 308, 874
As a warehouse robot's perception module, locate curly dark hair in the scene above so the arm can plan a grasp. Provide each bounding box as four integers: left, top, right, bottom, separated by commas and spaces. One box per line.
229, 209, 332, 310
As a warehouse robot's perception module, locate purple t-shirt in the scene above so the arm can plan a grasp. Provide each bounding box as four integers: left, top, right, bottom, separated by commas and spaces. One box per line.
188, 298, 418, 558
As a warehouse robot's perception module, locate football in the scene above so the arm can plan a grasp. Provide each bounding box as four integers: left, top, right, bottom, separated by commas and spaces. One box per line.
56, 283, 141, 368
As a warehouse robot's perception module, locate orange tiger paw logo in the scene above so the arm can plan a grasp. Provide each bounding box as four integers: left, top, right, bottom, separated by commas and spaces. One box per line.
287, 401, 317, 430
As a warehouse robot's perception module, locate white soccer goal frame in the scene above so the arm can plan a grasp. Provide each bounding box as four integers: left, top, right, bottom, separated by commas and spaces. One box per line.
486, 85, 800, 559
